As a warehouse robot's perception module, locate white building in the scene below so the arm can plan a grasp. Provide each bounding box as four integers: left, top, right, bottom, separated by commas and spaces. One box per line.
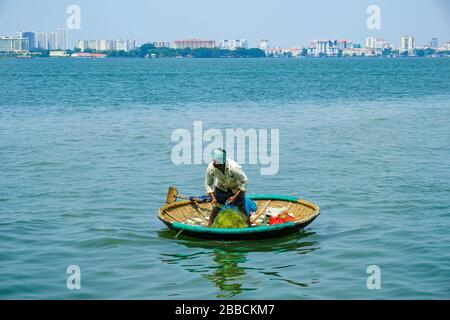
0, 36, 29, 53
152, 41, 171, 48
342, 47, 376, 57
367, 37, 388, 49
77, 39, 136, 52
400, 36, 415, 55
35, 32, 45, 49
127, 40, 136, 51
220, 39, 248, 50
308, 40, 339, 57
34, 31, 63, 50
55, 28, 68, 50
98, 40, 115, 51
46, 32, 56, 50
77, 40, 101, 51
430, 37, 438, 49
259, 39, 270, 51
365, 37, 389, 55
116, 39, 127, 51
173, 39, 215, 49
116, 39, 136, 51
36, 32, 47, 49
77, 40, 89, 52
365, 37, 375, 49
88, 40, 99, 51
265, 47, 303, 58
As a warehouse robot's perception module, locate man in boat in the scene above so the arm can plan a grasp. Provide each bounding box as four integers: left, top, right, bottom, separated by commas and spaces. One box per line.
205, 148, 249, 226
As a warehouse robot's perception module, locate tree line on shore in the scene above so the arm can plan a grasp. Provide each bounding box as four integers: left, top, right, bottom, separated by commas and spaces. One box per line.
3, 42, 449, 58
77, 43, 267, 58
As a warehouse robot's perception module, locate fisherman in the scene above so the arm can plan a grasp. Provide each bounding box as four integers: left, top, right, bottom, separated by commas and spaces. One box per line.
205, 148, 249, 226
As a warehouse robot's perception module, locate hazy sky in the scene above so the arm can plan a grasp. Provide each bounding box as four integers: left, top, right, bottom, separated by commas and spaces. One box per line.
0, 0, 449, 48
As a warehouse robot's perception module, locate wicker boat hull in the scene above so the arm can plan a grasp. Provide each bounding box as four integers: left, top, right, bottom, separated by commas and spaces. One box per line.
158, 194, 320, 240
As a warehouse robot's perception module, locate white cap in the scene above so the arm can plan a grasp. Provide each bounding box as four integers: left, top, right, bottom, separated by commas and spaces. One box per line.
211, 148, 225, 164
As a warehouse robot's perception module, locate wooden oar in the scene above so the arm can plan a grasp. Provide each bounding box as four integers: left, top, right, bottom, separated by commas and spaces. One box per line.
166, 186, 208, 204
166, 186, 191, 204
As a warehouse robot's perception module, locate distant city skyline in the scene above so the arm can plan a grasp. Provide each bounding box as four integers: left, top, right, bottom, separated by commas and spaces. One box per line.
0, 0, 449, 48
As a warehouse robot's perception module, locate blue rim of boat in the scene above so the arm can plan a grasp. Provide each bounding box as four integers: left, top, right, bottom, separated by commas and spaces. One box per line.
158, 194, 320, 240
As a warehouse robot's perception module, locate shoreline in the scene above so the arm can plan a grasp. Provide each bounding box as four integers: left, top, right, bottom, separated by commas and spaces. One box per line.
2, 55, 450, 60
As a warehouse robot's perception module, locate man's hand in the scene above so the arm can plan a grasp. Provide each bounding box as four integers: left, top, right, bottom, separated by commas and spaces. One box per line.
226, 195, 236, 205
226, 190, 241, 205
209, 193, 217, 206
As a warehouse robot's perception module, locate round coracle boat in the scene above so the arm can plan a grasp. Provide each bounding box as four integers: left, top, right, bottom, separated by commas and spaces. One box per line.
158, 194, 320, 240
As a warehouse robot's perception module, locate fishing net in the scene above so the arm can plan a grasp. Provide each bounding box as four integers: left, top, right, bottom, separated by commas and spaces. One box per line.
211, 208, 248, 229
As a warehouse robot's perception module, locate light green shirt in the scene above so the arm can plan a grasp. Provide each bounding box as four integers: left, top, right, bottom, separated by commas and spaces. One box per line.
205, 159, 248, 194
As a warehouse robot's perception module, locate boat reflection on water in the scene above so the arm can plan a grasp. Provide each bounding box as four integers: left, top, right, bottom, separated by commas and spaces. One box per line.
205, 249, 247, 298
158, 230, 320, 298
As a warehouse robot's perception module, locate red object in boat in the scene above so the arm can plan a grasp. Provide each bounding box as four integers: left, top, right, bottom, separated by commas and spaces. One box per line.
269, 212, 295, 225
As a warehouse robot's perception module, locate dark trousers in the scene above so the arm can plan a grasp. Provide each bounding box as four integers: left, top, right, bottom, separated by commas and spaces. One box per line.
209, 188, 249, 226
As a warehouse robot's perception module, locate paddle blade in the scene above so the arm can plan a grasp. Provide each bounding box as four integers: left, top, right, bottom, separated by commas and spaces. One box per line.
166, 186, 179, 204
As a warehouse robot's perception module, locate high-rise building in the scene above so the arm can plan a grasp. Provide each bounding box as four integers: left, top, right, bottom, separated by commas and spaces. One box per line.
88, 40, 99, 51
116, 39, 136, 51
173, 39, 215, 49
77, 40, 89, 52
55, 28, 68, 50
400, 36, 415, 54
84, 40, 99, 51
317, 41, 329, 56
36, 32, 47, 49
97, 39, 115, 51
0, 36, 29, 53
19, 28, 68, 51
77, 39, 135, 52
46, 32, 56, 50
128, 40, 136, 51
18, 31, 36, 51
220, 39, 248, 50
430, 37, 438, 49
259, 39, 270, 51
116, 40, 127, 51
35, 32, 56, 50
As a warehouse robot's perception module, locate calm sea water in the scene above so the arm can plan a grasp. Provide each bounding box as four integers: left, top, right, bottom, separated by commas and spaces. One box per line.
0, 58, 449, 299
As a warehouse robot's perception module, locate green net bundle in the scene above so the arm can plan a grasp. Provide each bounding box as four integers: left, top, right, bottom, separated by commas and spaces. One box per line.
211, 209, 248, 229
